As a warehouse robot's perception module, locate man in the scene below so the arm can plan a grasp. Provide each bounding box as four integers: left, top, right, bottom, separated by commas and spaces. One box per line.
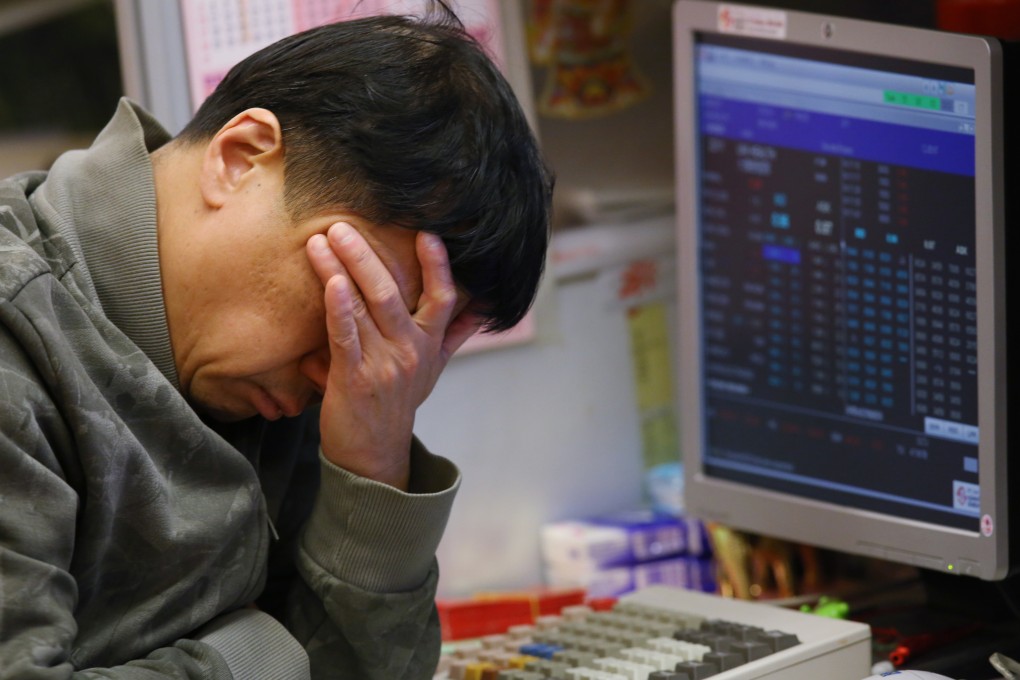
0, 6, 551, 679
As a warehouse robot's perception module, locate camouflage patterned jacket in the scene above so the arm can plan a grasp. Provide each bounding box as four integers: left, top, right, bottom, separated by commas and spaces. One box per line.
0, 99, 460, 679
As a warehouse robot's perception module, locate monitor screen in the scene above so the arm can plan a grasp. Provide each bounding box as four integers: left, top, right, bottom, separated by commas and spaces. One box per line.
674, 1, 1010, 580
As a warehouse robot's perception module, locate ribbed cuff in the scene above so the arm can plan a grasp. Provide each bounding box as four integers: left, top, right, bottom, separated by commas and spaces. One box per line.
195, 609, 309, 680
302, 440, 460, 592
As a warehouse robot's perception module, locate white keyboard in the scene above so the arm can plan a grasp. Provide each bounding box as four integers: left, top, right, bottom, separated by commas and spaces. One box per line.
440, 586, 872, 680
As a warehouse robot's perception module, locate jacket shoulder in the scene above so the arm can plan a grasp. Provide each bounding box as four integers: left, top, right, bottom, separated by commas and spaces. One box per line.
0, 173, 71, 301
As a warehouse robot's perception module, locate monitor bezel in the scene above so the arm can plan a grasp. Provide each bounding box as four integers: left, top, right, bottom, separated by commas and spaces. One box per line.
674, 0, 1009, 579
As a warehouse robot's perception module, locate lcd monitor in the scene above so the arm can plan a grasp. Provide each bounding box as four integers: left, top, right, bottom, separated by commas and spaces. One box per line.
674, 0, 1013, 581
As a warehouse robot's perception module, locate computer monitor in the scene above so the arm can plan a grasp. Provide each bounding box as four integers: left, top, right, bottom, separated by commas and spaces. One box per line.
673, 1, 1014, 581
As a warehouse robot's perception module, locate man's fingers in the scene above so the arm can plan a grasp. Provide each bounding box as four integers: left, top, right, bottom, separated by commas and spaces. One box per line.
327, 223, 410, 337
307, 233, 345, 285
324, 274, 362, 364
414, 231, 460, 335
313, 224, 473, 367
310, 231, 377, 355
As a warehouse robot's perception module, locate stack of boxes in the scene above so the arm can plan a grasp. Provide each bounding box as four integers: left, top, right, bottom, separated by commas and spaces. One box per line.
540, 509, 715, 599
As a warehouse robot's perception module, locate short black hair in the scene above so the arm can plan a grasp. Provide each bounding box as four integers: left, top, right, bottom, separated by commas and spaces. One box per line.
177, 6, 553, 332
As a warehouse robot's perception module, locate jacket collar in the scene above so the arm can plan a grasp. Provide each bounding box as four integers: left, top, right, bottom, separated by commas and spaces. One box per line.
35, 98, 179, 388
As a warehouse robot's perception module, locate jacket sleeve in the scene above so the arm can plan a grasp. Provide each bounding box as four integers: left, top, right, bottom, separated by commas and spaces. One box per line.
284, 441, 460, 679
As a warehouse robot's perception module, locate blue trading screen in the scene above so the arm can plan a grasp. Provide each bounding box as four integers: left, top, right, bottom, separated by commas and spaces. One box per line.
694, 36, 980, 531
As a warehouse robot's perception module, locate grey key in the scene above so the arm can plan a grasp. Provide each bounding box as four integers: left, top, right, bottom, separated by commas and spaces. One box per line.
674, 659, 720, 678
755, 629, 801, 652
701, 634, 737, 652
730, 640, 772, 662
649, 671, 688, 680
702, 650, 744, 671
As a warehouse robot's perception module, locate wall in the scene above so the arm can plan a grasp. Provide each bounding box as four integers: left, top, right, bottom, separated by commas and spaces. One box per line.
418, 265, 651, 598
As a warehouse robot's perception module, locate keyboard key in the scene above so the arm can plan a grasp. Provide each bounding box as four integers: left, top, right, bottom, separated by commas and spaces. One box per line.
729, 640, 772, 663
702, 649, 744, 671
674, 659, 720, 678
755, 629, 800, 652
497, 672, 544, 680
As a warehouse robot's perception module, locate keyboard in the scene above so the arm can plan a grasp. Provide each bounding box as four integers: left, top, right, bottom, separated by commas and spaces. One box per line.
438, 585, 872, 680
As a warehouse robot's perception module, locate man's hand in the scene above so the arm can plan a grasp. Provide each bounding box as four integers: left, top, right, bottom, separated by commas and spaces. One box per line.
305, 222, 480, 490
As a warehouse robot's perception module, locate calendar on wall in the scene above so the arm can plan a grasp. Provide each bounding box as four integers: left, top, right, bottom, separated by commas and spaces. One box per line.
178, 0, 506, 112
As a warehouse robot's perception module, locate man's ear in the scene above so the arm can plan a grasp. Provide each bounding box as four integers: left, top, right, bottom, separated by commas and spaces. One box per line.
199, 108, 283, 209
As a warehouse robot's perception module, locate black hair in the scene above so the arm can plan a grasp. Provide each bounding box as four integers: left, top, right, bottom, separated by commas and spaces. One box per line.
177, 6, 553, 332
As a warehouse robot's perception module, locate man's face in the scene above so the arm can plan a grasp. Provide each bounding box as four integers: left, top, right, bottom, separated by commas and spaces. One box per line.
170, 198, 423, 422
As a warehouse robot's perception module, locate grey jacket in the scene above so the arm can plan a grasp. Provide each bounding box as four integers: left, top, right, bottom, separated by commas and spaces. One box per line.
0, 99, 460, 679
